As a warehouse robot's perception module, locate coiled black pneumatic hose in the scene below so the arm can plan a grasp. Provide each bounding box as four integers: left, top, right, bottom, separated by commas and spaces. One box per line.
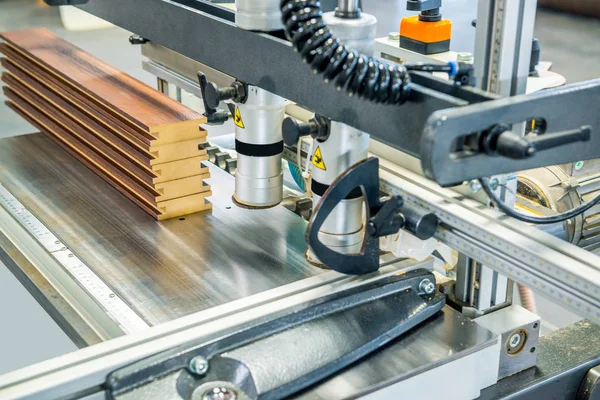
280, 0, 413, 104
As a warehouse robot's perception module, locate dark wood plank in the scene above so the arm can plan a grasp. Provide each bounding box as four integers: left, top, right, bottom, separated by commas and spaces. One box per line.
2, 78, 160, 193
0, 28, 206, 136
5, 101, 162, 218
1, 70, 156, 175
0, 47, 153, 150
4, 88, 161, 210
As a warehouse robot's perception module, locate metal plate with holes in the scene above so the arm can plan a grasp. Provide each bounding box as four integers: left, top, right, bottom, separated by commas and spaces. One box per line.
0, 134, 323, 335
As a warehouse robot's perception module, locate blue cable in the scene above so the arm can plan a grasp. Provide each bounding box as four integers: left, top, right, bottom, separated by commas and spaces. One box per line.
288, 161, 305, 192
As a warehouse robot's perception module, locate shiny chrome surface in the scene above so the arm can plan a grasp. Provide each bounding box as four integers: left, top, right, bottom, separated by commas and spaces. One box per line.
235, 86, 286, 207
293, 306, 497, 399
309, 121, 369, 261
0, 134, 323, 326
235, 0, 282, 31
323, 11, 378, 56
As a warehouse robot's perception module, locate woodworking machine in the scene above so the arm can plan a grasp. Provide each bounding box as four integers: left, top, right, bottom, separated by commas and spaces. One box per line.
2, 0, 600, 399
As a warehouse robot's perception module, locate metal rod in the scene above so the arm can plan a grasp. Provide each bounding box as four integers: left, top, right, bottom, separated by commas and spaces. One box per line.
337, 0, 359, 13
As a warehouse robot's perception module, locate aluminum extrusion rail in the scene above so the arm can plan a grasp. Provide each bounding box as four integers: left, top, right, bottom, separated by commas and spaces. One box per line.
378, 157, 600, 322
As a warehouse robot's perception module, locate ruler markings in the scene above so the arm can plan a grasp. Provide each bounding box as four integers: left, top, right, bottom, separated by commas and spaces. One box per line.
0, 184, 149, 334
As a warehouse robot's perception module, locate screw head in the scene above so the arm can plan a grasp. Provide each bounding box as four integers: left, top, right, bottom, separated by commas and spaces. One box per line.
468, 180, 481, 192
509, 333, 521, 348
189, 356, 209, 376
419, 278, 436, 295
506, 328, 528, 355
203, 387, 237, 400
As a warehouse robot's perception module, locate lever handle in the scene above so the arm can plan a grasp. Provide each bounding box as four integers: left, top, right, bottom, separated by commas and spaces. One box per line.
197, 72, 230, 125
204, 83, 237, 110
484, 124, 592, 160
282, 115, 330, 147
198, 72, 216, 114
529, 125, 592, 152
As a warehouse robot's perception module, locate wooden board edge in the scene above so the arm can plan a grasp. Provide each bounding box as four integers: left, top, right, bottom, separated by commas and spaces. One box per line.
151, 155, 210, 184
4, 94, 162, 211
150, 118, 209, 145
155, 173, 211, 203
156, 191, 213, 221
2, 80, 160, 193
149, 138, 209, 165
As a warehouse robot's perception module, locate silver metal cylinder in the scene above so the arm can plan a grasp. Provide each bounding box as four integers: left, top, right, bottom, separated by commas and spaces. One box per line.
234, 85, 286, 208
308, 122, 369, 263
235, 0, 282, 31
337, 0, 360, 14
323, 11, 377, 56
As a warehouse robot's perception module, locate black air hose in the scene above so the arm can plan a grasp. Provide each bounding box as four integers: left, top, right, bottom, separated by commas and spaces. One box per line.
280, 0, 413, 104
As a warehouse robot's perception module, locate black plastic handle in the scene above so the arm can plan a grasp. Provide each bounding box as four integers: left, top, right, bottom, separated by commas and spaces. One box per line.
529, 125, 592, 152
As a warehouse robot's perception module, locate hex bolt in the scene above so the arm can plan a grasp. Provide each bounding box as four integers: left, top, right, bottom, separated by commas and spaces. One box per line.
129, 34, 149, 45
419, 278, 436, 294
189, 356, 209, 376
468, 180, 482, 192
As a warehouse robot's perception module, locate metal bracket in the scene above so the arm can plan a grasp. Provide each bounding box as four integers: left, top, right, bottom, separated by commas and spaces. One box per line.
106, 270, 445, 400
420, 79, 600, 186
307, 157, 438, 275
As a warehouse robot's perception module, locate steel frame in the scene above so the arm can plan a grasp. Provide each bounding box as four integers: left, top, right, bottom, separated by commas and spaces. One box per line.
75, 0, 494, 158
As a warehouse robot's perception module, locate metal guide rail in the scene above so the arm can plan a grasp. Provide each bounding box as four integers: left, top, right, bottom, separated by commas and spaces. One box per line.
378, 157, 600, 322
0, 184, 149, 336
0, 262, 449, 400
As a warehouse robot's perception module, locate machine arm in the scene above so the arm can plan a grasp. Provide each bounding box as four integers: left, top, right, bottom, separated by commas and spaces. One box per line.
421, 79, 600, 186
75, 0, 599, 188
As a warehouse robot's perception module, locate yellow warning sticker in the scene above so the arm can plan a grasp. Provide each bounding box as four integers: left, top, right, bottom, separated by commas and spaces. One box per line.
234, 107, 245, 129
312, 146, 326, 170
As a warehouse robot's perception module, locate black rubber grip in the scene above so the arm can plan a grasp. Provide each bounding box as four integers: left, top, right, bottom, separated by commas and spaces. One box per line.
311, 179, 363, 199
235, 139, 284, 157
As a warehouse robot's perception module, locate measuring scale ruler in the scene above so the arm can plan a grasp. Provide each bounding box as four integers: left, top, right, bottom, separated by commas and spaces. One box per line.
0, 183, 149, 338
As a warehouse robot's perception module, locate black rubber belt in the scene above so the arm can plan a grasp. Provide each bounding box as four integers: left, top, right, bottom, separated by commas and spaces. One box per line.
312, 179, 363, 200
235, 139, 284, 157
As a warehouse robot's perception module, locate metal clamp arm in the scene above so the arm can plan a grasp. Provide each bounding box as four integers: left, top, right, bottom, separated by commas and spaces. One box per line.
308, 157, 439, 274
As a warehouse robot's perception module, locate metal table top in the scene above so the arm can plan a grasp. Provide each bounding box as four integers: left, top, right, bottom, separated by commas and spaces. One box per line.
0, 133, 323, 328
0, 133, 500, 399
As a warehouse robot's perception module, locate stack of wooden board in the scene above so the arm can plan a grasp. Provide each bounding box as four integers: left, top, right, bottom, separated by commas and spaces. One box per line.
0, 27, 212, 220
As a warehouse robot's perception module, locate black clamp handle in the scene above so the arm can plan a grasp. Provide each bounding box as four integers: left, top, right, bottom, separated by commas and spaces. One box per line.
282, 114, 330, 146
197, 72, 231, 125
481, 124, 592, 160
204, 80, 247, 110
307, 157, 439, 275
